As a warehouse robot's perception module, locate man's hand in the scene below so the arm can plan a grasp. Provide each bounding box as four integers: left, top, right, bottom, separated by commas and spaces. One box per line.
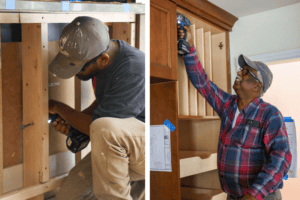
240, 193, 257, 200
177, 25, 193, 47
49, 99, 71, 136
51, 115, 71, 136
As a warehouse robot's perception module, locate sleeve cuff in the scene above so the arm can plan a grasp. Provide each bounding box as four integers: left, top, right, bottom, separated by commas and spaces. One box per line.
190, 45, 196, 53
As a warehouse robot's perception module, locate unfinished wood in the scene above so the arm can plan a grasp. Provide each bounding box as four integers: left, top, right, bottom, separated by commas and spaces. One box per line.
196, 28, 206, 116
135, 14, 141, 50
0, 26, 2, 195
75, 76, 82, 164
22, 23, 49, 200
204, 31, 214, 116
0, 14, 19, 24
150, 0, 178, 80
178, 116, 219, 120
181, 187, 226, 200
112, 23, 132, 45
180, 151, 217, 178
178, 56, 189, 116
150, 82, 180, 200
0, 174, 67, 200
20, 13, 136, 23
1, 43, 23, 169
188, 24, 197, 116
179, 120, 221, 152
48, 41, 74, 155
181, 170, 222, 190
175, 0, 238, 31
212, 33, 227, 117
131, 23, 136, 47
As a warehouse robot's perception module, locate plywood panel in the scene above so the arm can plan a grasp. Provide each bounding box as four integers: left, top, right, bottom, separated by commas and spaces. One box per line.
179, 120, 220, 152
22, 23, 49, 200
196, 28, 206, 116
181, 170, 222, 190
178, 56, 189, 115
111, 23, 132, 45
1, 43, 23, 169
212, 33, 227, 116
204, 32, 214, 116
188, 24, 197, 116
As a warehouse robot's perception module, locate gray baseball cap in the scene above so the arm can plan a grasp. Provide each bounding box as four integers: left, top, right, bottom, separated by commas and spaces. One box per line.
49, 16, 110, 79
238, 54, 273, 93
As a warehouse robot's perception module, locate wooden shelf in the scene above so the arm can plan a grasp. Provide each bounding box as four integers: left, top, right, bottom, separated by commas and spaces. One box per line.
181, 187, 226, 200
178, 116, 220, 121
180, 151, 217, 178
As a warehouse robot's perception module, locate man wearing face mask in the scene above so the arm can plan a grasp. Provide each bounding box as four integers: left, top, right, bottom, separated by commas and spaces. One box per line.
48, 16, 145, 200
178, 26, 291, 200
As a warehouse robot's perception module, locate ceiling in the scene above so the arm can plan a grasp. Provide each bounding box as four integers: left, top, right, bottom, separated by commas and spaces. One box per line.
208, 0, 300, 18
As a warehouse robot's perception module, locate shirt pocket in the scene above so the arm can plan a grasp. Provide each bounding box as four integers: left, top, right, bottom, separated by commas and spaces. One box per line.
232, 125, 263, 148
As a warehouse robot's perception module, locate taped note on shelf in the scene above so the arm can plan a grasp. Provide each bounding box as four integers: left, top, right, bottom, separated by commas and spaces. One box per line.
62, 1, 70, 12
284, 117, 298, 178
150, 125, 171, 172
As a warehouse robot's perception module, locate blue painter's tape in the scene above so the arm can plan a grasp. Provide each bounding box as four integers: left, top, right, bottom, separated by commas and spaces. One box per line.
283, 175, 288, 180
124, 4, 129, 13
164, 119, 175, 132
62, 1, 70, 12
6, 0, 15, 10
284, 117, 293, 122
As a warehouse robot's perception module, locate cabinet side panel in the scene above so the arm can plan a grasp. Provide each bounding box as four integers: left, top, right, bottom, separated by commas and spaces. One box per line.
150, 81, 180, 200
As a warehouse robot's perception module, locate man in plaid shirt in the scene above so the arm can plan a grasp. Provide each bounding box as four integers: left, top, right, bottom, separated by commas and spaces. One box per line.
178, 27, 291, 200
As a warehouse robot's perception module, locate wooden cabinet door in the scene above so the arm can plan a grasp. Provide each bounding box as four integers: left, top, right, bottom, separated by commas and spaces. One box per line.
150, 81, 180, 200
150, 0, 178, 80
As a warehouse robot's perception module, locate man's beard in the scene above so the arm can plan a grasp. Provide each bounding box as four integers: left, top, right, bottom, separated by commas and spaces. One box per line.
76, 71, 98, 81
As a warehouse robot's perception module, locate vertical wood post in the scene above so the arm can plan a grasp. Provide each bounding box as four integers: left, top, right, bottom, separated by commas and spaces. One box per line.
22, 23, 49, 200
0, 25, 3, 195
75, 77, 82, 165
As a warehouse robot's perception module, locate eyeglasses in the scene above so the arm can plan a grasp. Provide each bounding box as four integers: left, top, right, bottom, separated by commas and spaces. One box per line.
238, 67, 261, 83
80, 46, 109, 72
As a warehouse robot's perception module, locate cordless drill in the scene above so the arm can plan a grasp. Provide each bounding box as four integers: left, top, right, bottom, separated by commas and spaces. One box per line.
49, 113, 90, 153
177, 14, 191, 55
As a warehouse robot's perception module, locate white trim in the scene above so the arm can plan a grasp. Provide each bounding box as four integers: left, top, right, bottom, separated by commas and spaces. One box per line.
247, 48, 300, 64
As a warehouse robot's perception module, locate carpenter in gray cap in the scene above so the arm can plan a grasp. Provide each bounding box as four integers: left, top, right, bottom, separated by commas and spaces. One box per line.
238, 54, 273, 96
49, 16, 110, 79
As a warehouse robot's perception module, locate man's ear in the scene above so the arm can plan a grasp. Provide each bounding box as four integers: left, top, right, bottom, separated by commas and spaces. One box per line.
254, 82, 263, 92
97, 53, 109, 66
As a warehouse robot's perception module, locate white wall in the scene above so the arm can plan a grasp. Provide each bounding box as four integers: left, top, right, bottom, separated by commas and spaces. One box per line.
229, 2, 300, 92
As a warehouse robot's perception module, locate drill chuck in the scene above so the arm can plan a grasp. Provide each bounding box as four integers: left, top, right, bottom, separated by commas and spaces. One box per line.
177, 14, 191, 55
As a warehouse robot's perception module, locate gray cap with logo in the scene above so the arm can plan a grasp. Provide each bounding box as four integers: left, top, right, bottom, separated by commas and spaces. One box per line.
49, 16, 110, 79
238, 54, 273, 94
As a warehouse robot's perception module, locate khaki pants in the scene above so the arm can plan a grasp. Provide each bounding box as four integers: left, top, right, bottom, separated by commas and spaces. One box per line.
227, 190, 282, 200
55, 117, 145, 200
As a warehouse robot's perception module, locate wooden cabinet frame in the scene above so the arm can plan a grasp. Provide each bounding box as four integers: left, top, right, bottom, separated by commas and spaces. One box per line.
0, 1, 145, 199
